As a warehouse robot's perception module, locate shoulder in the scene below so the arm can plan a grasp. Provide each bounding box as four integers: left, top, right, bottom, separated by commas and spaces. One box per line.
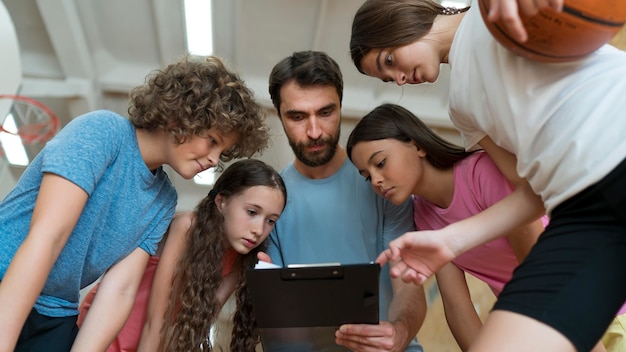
169, 211, 194, 235
457, 151, 509, 188
43, 111, 133, 166
456, 152, 513, 206
454, 151, 500, 185
278, 162, 308, 187
279, 162, 297, 179
72, 110, 127, 127
63, 110, 130, 140
159, 211, 194, 249
457, 151, 501, 179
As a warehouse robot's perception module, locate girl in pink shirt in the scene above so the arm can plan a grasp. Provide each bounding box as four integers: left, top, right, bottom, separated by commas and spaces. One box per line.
347, 103, 545, 350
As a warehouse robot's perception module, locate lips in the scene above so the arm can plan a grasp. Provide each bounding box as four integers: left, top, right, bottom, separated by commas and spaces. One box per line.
196, 160, 211, 173
381, 187, 394, 199
306, 141, 327, 152
242, 238, 257, 248
307, 145, 324, 152
412, 71, 422, 84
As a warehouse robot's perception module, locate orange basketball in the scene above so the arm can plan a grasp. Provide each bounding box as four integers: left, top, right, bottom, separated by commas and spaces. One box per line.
478, 0, 626, 62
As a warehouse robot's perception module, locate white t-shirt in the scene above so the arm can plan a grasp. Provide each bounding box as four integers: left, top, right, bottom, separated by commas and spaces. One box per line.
448, 4, 626, 213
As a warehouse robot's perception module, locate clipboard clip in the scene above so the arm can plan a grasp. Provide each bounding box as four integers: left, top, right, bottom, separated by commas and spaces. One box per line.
280, 266, 345, 280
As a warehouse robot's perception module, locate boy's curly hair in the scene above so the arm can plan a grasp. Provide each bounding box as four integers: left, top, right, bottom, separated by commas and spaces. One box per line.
128, 54, 270, 161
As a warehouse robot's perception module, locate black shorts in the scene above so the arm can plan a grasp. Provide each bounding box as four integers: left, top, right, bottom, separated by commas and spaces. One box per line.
494, 157, 626, 352
16, 307, 78, 352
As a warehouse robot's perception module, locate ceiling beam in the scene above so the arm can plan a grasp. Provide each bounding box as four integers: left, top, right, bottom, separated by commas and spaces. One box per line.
152, 0, 186, 64
34, 0, 98, 111
35, 0, 95, 80
311, 0, 329, 50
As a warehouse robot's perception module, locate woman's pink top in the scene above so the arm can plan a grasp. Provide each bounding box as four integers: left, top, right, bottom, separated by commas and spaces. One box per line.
414, 152, 549, 296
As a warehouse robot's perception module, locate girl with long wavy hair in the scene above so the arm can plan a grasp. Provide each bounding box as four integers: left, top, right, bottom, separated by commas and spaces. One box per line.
80, 159, 287, 351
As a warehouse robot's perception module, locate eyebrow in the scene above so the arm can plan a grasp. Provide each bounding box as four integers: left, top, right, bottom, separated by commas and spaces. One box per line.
284, 102, 337, 117
368, 150, 383, 165
357, 150, 384, 174
317, 102, 337, 113
375, 50, 384, 74
247, 203, 281, 218
205, 130, 223, 143
283, 108, 305, 117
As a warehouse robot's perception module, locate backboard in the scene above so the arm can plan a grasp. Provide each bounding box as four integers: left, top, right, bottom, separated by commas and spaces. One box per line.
0, 1, 22, 119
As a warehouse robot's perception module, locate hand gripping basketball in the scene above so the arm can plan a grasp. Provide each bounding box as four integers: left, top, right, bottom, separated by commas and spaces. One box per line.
480, 0, 626, 62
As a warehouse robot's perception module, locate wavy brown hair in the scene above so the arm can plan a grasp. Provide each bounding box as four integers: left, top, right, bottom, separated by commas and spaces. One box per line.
128, 54, 270, 162
347, 103, 474, 169
350, 0, 469, 73
161, 159, 287, 352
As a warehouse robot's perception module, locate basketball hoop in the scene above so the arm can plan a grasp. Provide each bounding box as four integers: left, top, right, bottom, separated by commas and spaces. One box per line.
0, 94, 60, 145
0, 95, 60, 167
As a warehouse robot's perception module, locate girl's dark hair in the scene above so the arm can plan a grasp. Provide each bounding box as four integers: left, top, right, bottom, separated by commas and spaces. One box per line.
162, 159, 287, 352
128, 54, 270, 162
350, 0, 468, 73
347, 103, 473, 169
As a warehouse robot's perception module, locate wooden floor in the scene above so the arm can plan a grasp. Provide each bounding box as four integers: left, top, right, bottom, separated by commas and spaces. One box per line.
417, 274, 497, 352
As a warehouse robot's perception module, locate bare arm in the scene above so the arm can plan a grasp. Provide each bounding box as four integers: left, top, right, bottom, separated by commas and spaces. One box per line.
478, 136, 545, 263
72, 247, 150, 351
0, 173, 87, 352
505, 221, 544, 263
136, 213, 193, 352
478, 136, 545, 262
437, 263, 484, 351
378, 136, 545, 285
386, 269, 427, 348
335, 262, 427, 352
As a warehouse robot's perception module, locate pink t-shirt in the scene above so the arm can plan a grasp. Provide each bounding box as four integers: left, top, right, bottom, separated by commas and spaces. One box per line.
414, 152, 547, 296
78, 248, 240, 352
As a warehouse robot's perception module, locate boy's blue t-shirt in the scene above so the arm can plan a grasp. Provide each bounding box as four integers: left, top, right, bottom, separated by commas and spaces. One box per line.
0, 110, 177, 317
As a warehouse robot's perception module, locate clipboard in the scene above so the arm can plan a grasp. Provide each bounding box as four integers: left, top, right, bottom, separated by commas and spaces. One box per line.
246, 262, 381, 328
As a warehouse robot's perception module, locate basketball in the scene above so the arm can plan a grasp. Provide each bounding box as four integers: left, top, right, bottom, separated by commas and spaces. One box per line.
478, 0, 626, 62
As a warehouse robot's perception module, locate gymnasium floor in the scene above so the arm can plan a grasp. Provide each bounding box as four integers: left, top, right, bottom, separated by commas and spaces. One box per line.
417, 275, 497, 352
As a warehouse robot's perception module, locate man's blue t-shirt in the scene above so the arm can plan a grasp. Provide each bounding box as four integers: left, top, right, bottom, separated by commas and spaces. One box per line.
0, 110, 177, 317
267, 158, 423, 351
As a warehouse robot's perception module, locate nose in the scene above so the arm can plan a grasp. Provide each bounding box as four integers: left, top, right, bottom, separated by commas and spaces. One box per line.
207, 149, 221, 168
251, 218, 264, 237
395, 72, 407, 86
370, 173, 384, 188
306, 117, 322, 139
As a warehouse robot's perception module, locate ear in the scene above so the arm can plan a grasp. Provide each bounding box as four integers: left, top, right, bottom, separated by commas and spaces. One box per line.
277, 114, 288, 129
214, 194, 225, 212
410, 140, 427, 157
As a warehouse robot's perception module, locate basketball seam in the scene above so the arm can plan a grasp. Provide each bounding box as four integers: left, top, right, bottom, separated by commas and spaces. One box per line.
562, 5, 626, 27
491, 23, 586, 60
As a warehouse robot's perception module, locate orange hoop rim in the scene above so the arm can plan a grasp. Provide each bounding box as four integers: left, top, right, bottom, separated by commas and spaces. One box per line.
0, 94, 61, 137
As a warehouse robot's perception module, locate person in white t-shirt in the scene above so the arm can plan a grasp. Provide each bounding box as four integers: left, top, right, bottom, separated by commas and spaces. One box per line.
349, 0, 626, 351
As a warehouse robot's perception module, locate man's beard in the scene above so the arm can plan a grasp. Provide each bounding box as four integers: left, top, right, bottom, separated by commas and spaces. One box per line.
288, 132, 340, 168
